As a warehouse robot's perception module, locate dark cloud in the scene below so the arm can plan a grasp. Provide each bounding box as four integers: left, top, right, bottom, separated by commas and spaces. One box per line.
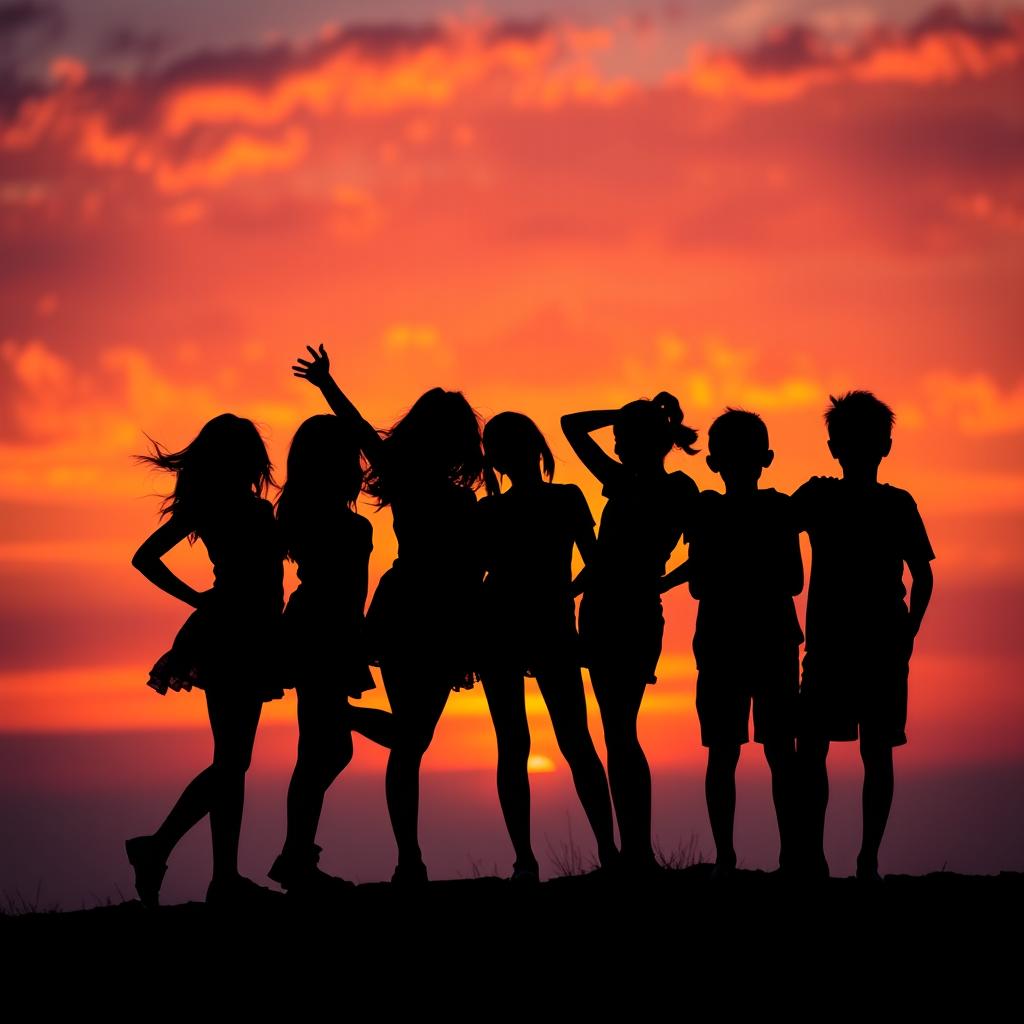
485, 19, 550, 45
101, 27, 167, 62
909, 4, 1015, 43
718, 3, 1022, 78
736, 25, 829, 75
156, 22, 445, 92
0, 1, 63, 39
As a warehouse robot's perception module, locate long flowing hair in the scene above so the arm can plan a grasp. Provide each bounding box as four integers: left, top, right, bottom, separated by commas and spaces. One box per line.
136, 413, 274, 537
365, 388, 484, 507
277, 415, 364, 560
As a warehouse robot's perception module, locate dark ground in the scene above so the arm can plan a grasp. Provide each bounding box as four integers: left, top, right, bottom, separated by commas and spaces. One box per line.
2, 866, 1019, 1010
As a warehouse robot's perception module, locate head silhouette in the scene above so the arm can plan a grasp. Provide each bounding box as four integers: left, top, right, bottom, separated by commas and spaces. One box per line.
613, 392, 699, 471
483, 412, 555, 495
367, 387, 484, 506
137, 413, 274, 526
277, 415, 363, 554
706, 409, 773, 490
825, 391, 894, 474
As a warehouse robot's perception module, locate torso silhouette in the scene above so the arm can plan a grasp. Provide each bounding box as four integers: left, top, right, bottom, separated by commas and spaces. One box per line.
366, 474, 480, 675
285, 501, 374, 696
793, 476, 934, 653
199, 493, 284, 613
589, 469, 698, 591
580, 468, 698, 683
478, 482, 592, 671
688, 488, 803, 660
153, 492, 285, 698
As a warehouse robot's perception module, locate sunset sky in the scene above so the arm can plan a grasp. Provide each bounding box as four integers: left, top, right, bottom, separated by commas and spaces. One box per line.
1, 1, 1022, 891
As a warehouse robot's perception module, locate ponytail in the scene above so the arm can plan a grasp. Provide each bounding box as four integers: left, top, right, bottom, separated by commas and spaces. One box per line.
653, 391, 700, 456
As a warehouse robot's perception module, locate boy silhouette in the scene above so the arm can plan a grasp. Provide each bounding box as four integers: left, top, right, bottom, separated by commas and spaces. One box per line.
793, 392, 934, 880
676, 409, 803, 876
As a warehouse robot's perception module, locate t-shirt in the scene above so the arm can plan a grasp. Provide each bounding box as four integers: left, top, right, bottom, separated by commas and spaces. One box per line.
791, 476, 935, 654
687, 488, 804, 658
289, 504, 372, 620
589, 469, 698, 591
478, 482, 593, 612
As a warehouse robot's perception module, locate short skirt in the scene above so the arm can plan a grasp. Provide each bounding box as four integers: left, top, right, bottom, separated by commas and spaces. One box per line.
578, 588, 665, 686
281, 585, 375, 699
146, 595, 285, 703
365, 565, 479, 690
477, 590, 581, 679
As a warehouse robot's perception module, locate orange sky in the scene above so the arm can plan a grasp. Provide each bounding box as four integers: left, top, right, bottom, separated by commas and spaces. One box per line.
1, 3, 1023, 779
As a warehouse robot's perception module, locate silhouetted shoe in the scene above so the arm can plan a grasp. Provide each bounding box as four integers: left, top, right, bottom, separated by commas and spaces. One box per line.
391, 860, 429, 887
125, 835, 167, 909
511, 859, 540, 884
206, 874, 281, 907
269, 844, 354, 898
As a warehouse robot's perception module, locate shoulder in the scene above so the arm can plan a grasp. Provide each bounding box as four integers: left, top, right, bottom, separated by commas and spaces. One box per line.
792, 475, 838, 501
669, 470, 699, 497
879, 484, 926, 522
879, 483, 917, 505
759, 487, 792, 507
553, 482, 587, 504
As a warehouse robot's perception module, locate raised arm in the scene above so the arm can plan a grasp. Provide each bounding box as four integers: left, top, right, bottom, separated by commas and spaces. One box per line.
560, 409, 623, 487
292, 344, 385, 466
131, 516, 209, 608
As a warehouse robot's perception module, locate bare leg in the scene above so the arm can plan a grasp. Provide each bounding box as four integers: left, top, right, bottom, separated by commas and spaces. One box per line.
349, 705, 395, 748
536, 664, 617, 866
592, 669, 654, 868
859, 740, 894, 878
481, 670, 535, 872
281, 686, 354, 858
764, 739, 797, 869
705, 744, 741, 869
381, 659, 451, 876
206, 688, 263, 882
148, 689, 260, 871
797, 736, 830, 876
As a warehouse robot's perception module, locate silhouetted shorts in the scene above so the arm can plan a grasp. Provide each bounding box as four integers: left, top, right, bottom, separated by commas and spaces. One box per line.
695, 646, 799, 747
799, 647, 909, 748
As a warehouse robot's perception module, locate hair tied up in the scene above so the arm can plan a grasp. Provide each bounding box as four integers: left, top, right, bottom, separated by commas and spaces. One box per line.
653, 391, 700, 455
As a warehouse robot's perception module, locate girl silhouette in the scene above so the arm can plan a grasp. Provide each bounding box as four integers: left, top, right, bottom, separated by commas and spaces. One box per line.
126, 414, 285, 906
561, 394, 699, 872
477, 412, 617, 880
267, 415, 392, 897
292, 345, 484, 884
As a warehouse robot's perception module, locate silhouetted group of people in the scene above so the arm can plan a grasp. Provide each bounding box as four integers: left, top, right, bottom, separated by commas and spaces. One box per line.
125, 344, 934, 907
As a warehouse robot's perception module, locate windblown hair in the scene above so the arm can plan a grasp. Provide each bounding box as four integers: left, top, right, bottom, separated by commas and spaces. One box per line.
825, 390, 895, 447
276, 415, 364, 561
615, 392, 699, 459
365, 387, 484, 507
135, 413, 274, 535
483, 411, 555, 497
